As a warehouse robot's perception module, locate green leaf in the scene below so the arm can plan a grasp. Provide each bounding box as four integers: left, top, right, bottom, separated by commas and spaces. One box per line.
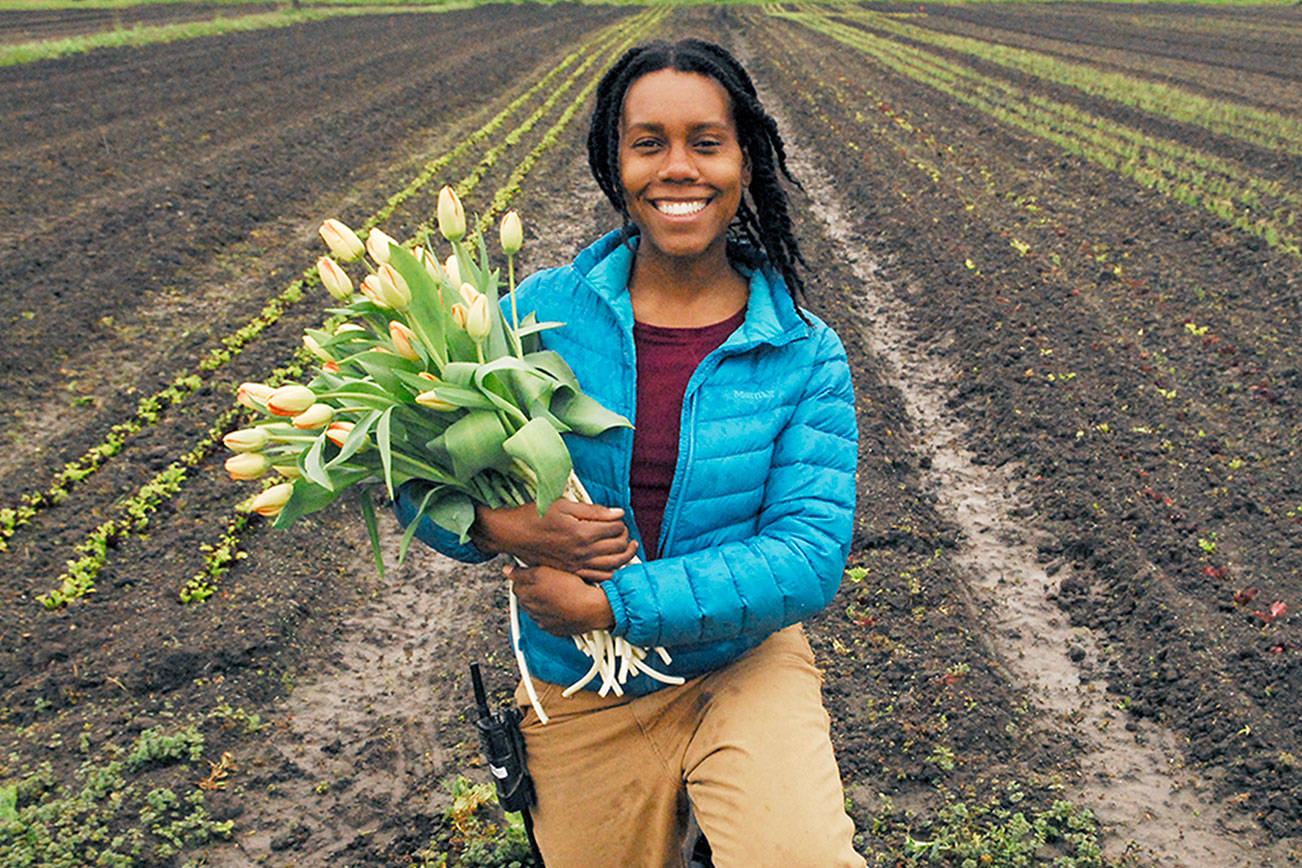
443, 410, 510, 480
524, 350, 580, 389
550, 386, 632, 435
272, 468, 371, 527
303, 431, 332, 490
424, 490, 476, 544
360, 489, 384, 578
397, 485, 437, 567
512, 319, 564, 340
502, 417, 572, 513
326, 409, 379, 468
377, 407, 395, 499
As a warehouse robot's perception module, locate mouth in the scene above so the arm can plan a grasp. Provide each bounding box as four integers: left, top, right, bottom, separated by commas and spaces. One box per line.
651, 198, 709, 217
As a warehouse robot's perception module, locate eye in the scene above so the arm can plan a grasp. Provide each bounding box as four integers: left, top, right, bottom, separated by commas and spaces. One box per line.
694, 138, 722, 151
630, 137, 662, 151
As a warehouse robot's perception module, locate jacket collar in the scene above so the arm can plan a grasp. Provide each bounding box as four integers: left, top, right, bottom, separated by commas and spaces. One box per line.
571, 229, 810, 351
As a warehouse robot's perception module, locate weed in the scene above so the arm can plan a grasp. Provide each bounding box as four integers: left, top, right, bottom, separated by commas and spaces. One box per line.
413, 776, 537, 868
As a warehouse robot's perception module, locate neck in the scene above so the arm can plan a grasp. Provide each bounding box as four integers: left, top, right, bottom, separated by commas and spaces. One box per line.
628, 239, 748, 328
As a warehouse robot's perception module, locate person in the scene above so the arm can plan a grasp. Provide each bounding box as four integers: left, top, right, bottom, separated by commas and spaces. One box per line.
398, 38, 863, 867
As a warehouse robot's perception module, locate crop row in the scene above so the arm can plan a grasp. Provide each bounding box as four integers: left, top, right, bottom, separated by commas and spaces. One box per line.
839, 7, 1302, 156
759, 11, 1294, 477
0, 13, 634, 556
775, 6, 1300, 257
39, 7, 667, 608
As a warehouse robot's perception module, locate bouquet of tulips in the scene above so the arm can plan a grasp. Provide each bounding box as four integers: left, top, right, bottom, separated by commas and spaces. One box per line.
224, 188, 680, 718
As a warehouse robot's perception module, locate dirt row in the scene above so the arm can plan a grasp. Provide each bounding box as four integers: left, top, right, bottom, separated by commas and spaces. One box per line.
0, 2, 280, 45
753, 6, 1301, 845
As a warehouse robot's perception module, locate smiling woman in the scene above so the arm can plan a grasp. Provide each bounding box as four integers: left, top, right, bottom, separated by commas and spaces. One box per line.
400, 38, 863, 867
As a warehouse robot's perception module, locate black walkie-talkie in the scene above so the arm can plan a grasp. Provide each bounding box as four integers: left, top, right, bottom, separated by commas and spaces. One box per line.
469, 663, 543, 863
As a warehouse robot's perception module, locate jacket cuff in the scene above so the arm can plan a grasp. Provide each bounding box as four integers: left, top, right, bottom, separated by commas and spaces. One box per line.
601, 575, 630, 638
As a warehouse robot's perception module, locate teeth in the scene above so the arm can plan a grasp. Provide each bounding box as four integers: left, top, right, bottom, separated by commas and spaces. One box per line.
655, 200, 706, 216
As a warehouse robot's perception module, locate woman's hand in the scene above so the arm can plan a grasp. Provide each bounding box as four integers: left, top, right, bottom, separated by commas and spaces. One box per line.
472, 500, 637, 580
505, 564, 615, 636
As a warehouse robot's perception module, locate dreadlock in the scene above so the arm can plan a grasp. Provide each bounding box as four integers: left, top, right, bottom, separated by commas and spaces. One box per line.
587, 38, 809, 312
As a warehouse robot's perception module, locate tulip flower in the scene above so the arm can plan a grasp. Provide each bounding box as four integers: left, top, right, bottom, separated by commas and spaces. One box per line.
335, 323, 366, 335
451, 303, 467, 330
458, 281, 482, 306
303, 335, 332, 363
389, 321, 421, 361
416, 389, 458, 412
319, 219, 365, 262
226, 452, 271, 480
360, 273, 387, 306
272, 463, 302, 479
444, 254, 461, 287
500, 211, 523, 256
438, 186, 465, 242
223, 427, 270, 453
376, 263, 412, 310
292, 403, 334, 429
247, 482, 294, 518
326, 421, 355, 448
323, 361, 340, 374
417, 246, 442, 281
236, 382, 273, 411
266, 384, 316, 417
316, 256, 353, 300
465, 294, 492, 342
366, 227, 400, 264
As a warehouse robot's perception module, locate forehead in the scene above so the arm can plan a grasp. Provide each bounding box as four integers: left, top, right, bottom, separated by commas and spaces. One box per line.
621, 69, 735, 130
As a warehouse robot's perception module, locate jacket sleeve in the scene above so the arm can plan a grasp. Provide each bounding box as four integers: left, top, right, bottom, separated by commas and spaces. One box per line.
602, 327, 858, 649
392, 481, 495, 564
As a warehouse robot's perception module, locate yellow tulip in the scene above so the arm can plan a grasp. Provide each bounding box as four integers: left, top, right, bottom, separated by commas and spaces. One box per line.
360, 273, 386, 306
416, 390, 458, 412
326, 421, 355, 448
444, 254, 461, 287
317, 256, 353, 301
247, 482, 294, 517
303, 334, 332, 363
437, 186, 465, 242
225, 452, 270, 480
318, 219, 365, 262
376, 263, 412, 310
223, 427, 269, 453
272, 463, 302, 479
236, 382, 273, 411
292, 403, 334, 429
500, 211, 523, 256
389, 321, 421, 361
266, 384, 316, 417
465, 294, 492, 342
366, 227, 400, 264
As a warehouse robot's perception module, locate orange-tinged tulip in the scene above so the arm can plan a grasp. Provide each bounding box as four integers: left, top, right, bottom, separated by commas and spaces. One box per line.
437, 186, 465, 242
319, 219, 365, 261
416, 390, 458, 412
366, 227, 399, 264
326, 421, 355, 448
273, 463, 302, 479
303, 335, 332, 363
444, 254, 461, 287
317, 256, 353, 300
292, 403, 334, 429
451, 303, 467, 330
223, 427, 269, 453
389, 321, 421, 361
323, 361, 340, 374
266, 384, 316, 417
334, 322, 366, 335
360, 273, 386, 306
377, 263, 412, 310
500, 211, 523, 256
458, 281, 481, 305
417, 246, 442, 281
248, 482, 294, 517
237, 382, 273, 411
226, 452, 270, 480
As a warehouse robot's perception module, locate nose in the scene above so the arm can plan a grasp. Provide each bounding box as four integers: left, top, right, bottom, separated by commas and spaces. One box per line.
658, 141, 698, 182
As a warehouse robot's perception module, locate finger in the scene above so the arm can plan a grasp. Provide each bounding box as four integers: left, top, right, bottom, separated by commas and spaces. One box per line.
555, 500, 625, 522
575, 568, 614, 582
579, 533, 633, 558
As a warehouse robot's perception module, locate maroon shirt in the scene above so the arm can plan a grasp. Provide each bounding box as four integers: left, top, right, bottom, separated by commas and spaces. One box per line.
630, 308, 746, 560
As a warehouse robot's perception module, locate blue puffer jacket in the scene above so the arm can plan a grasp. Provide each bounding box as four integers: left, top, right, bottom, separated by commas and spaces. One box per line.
396, 229, 857, 694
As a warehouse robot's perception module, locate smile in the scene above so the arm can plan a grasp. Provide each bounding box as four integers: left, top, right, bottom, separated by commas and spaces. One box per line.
652, 199, 708, 217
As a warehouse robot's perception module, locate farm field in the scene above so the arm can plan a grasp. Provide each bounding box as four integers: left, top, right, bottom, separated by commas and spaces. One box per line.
0, 2, 1299, 865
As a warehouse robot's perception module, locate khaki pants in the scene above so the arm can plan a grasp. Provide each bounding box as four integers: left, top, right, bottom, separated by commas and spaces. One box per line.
514, 625, 866, 868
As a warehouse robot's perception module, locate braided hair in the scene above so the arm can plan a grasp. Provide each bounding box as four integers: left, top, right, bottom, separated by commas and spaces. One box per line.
587, 38, 809, 310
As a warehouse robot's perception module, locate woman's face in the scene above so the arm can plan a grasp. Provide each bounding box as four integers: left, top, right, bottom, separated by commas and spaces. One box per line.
619, 68, 750, 264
